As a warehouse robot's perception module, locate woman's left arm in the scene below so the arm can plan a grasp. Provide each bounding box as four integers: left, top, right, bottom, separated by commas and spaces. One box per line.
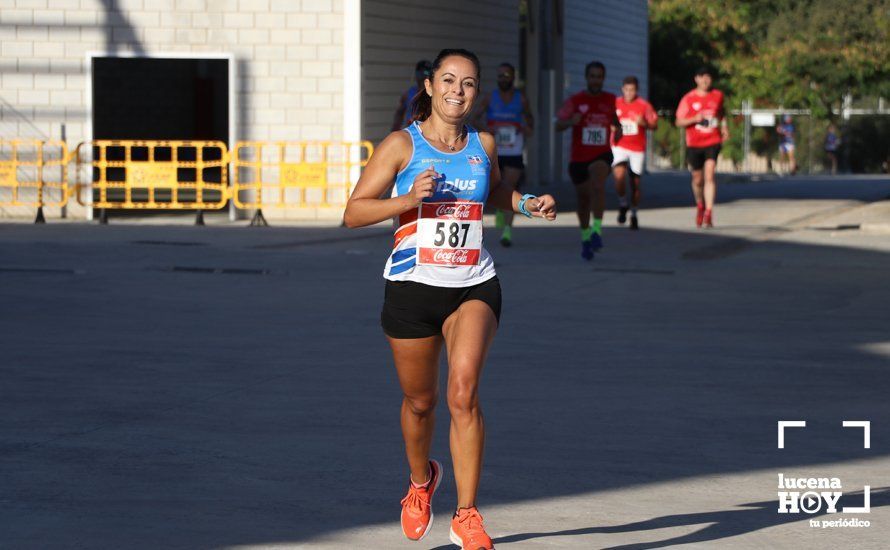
480, 132, 556, 220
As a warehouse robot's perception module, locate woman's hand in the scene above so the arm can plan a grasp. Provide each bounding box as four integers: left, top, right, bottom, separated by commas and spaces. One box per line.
525, 194, 557, 221
408, 165, 439, 208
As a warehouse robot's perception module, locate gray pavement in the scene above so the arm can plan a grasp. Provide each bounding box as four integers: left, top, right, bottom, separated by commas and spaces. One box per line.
2, 173, 890, 549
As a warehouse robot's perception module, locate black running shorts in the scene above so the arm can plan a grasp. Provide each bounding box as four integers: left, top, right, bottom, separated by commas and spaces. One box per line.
381, 277, 502, 339
569, 153, 614, 184
686, 145, 722, 170
498, 155, 525, 172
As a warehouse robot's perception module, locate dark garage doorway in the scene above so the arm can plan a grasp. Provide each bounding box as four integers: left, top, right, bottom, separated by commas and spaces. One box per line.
90, 56, 231, 217
92, 56, 229, 142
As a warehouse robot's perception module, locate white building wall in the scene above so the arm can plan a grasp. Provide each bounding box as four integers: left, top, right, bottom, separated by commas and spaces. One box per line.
562, 0, 649, 98
361, 0, 519, 144
560, 0, 648, 183
0, 0, 346, 145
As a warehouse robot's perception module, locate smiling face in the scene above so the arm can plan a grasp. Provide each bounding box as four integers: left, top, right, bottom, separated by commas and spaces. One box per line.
424, 55, 479, 123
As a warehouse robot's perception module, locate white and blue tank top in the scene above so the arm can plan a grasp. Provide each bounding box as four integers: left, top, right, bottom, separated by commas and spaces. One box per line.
486, 91, 525, 157
383, 121, 497, 288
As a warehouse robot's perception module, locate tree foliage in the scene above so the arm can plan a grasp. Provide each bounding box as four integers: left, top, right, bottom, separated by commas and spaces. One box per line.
650, 0, 890, 118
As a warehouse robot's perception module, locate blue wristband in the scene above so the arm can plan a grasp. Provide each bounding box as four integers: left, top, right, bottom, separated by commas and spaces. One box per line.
518, 194, 536, 218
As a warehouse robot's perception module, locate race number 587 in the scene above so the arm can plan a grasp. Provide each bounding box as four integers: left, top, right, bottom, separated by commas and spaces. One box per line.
417, 202, 483, 267
433, 221, 471, 248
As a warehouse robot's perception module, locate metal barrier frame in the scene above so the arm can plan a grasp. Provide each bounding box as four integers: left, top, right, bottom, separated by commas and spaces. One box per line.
73, 140, 229, 211
0, 139, 69, 221
232, 140, 373, 211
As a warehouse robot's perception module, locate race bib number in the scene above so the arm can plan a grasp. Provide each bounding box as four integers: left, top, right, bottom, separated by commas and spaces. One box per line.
416, 201, 483, 266
620, 120, 639, 136
695, 117, 720, 132
582, 125, 607, 146
495, 125, 518, 147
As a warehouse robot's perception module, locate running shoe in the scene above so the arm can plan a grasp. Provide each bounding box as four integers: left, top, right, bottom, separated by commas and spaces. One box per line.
617, 206, 628, 224
400, 459, 442, 541
450, 506, 494, 549
500, 226, 512, 248
581, 240, 594, 261
703, 210, 713, 228
630, 214, 639, 230
590, 232, 603, 250
695, 204, 705, 228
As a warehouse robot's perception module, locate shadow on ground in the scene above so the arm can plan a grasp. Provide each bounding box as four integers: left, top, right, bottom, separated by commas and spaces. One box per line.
1, 184, 889, 548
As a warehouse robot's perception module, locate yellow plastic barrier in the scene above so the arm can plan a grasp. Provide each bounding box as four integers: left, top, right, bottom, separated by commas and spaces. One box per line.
73, 140, 229, 210
0, 139, 69, 215
232, 141, 373, 212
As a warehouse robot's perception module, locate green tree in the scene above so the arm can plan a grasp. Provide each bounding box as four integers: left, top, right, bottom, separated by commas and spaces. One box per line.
650, 0, 890, 116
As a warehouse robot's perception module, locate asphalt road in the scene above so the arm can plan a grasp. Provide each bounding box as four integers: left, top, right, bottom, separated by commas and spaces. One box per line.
2, 173, 889, 549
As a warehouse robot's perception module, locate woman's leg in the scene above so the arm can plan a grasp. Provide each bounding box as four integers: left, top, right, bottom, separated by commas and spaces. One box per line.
441, 300, 498, 508
388, 335, 443, 484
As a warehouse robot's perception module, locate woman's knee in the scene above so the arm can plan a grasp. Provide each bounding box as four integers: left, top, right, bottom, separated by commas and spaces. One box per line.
404, 392, 438, 416
447, 375, 480, 417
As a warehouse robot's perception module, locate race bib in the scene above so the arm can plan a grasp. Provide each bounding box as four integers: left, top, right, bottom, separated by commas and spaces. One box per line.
695, 117, 720, 132
620, 119, 639, 136
495, 125, 518, 147
582, 125, 607, 146
416, 201, 483, 266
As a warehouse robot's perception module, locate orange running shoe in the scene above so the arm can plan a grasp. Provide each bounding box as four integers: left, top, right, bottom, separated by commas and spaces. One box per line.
449, 506, 494, 549
695, 202, 705, 227
703, 209, 714, 228
400, 459, 442, 541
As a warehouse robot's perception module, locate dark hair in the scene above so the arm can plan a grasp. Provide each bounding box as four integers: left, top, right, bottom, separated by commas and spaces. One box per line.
411, 48, 481, 122
585, 61, 606, 77
498, 62, 515, 73
622, 75, 639, 87
415, 59, 432, 74
694, 66, 713, 77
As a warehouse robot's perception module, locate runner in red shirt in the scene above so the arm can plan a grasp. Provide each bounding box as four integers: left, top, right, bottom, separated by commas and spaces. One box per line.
556, 61, 620, 260
612, 75, 658, 230
675, 66, 729, 228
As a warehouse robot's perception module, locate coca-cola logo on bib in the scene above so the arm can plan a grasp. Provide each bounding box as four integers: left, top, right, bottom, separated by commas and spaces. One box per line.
434, 249, 470, 263
435, 203, 475, 219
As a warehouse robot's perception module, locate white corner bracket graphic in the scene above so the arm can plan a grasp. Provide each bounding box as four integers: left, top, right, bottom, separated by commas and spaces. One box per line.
842, 420, 871, 449
843, 485, 871, 514
777, 420, 806, 449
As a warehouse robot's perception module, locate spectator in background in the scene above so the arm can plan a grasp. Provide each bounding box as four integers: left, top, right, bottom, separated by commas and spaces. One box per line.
776, 114, 797, 175
824, 123, 841, 175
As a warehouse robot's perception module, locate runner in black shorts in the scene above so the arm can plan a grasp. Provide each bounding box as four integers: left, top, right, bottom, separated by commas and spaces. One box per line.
344, 49, 556, 549
473, 62, 534, 247
556, 61, 620, 260
675, 67, 728, 228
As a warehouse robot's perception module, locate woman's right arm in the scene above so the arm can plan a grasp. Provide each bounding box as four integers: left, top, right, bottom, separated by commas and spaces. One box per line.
343, 132, 437, 228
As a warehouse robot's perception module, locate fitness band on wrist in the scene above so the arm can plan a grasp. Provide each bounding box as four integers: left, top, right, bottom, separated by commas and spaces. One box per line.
518, 194, 536, 218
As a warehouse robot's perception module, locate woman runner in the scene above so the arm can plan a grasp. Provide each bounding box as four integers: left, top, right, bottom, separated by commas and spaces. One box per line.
344, 48, 556, 549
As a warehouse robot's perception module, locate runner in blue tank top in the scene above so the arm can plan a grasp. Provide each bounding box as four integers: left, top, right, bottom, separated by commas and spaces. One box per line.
346, 49, 555, 549
473, 62, 534, 247
391, 60, 432, 131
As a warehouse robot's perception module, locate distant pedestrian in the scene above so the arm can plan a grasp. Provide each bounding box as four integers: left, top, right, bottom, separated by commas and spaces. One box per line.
824, 123, 841, 175
776, 115, 797, 175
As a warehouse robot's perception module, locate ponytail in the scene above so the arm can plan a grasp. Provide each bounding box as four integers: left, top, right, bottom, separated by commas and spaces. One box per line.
409, 88, 431, 124
408, 48, 481, 123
